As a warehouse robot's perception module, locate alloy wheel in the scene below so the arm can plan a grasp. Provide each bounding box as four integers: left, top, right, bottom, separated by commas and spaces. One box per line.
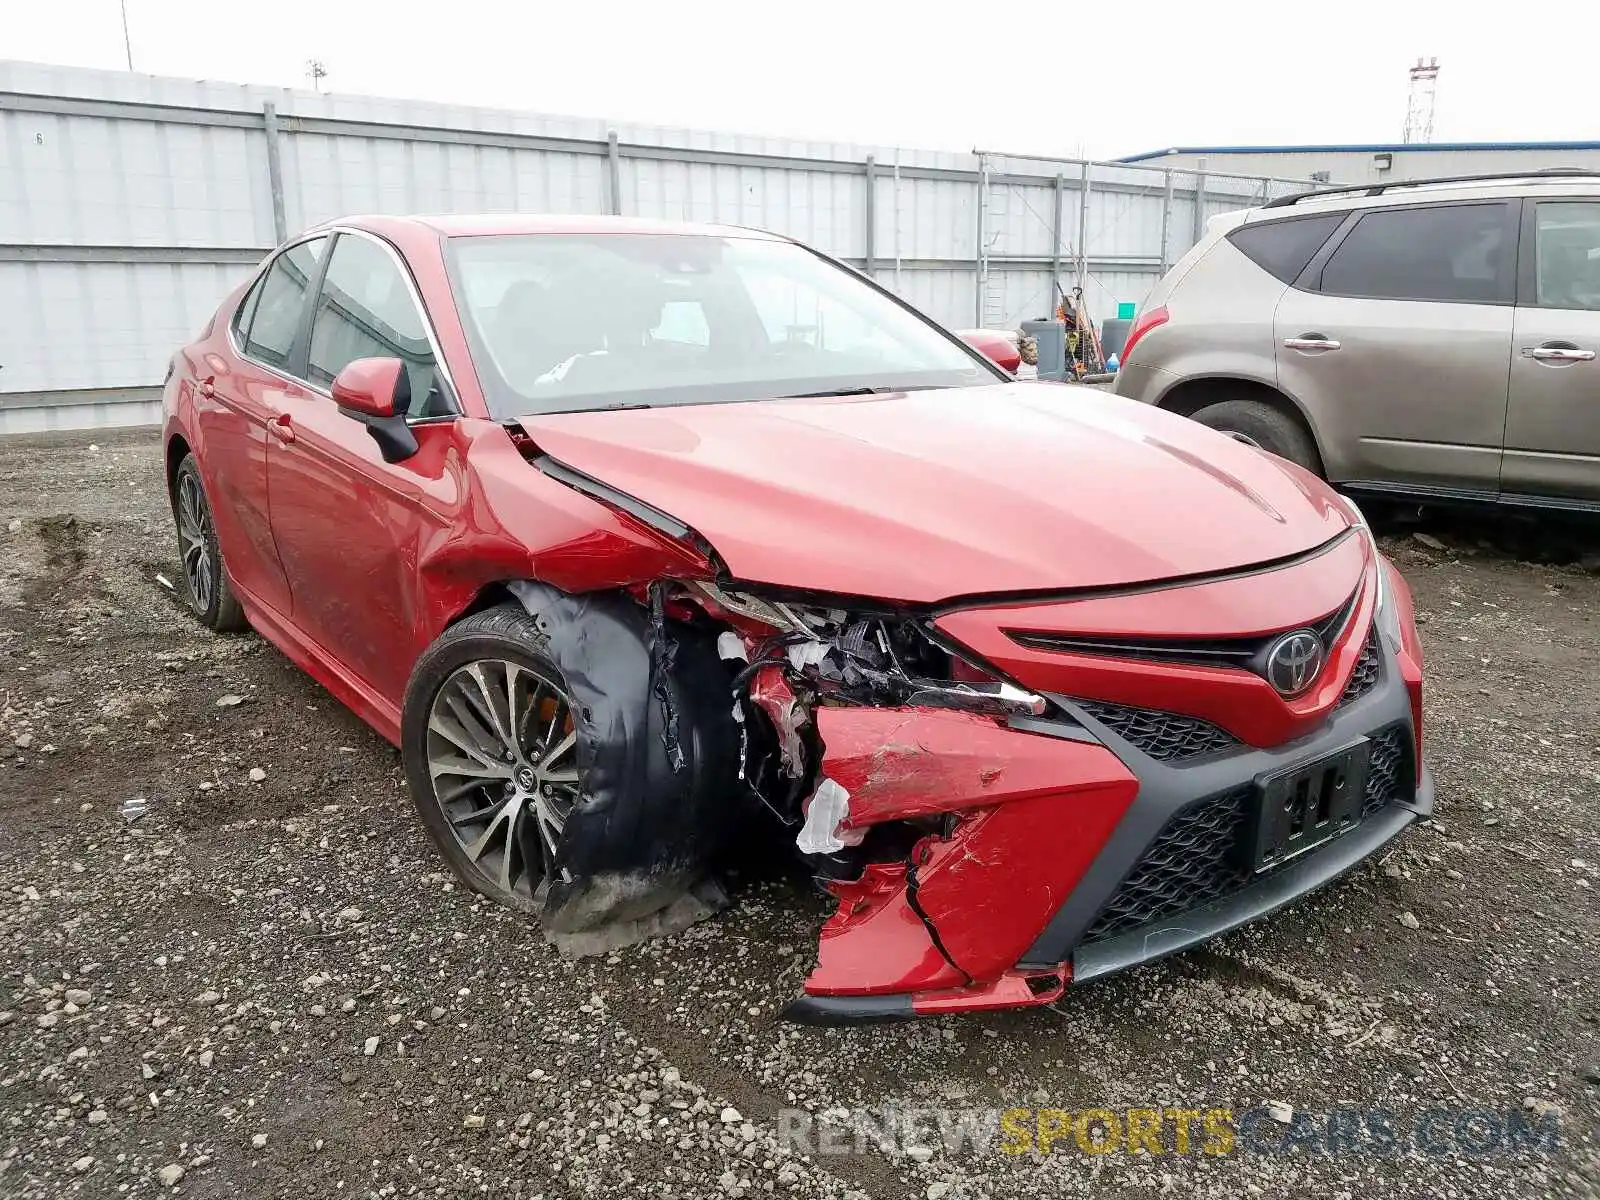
425, 659, 581, 899
176, 473, 214, 613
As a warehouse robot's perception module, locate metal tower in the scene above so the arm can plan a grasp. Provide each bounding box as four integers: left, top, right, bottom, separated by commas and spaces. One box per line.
1403, 57, 1440, 144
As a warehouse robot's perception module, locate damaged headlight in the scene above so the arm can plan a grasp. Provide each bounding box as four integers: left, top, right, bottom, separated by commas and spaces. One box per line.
1341, 498, 1403, 653
692, 581, 1046, 717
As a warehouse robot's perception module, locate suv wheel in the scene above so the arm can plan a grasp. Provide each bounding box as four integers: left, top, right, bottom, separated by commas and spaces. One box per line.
1189, 399, 1322, 475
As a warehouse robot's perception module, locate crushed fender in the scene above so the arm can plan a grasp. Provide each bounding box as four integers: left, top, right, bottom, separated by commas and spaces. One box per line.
505, 580, 740, 950
647, 582, 686, 773
495, 577, 1079, 998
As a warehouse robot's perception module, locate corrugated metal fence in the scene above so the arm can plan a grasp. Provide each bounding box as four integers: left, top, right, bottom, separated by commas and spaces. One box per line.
0, 61, 1309, 434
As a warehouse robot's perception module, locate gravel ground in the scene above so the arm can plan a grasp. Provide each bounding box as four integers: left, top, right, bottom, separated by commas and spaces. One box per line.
1, 427, 1597, 1199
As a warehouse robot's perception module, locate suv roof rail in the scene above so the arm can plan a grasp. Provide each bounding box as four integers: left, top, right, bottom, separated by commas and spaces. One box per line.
1262, 167, 1600, 209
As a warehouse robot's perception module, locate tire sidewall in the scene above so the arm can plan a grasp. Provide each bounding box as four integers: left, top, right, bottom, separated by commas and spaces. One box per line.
1192, 400, 1319, 474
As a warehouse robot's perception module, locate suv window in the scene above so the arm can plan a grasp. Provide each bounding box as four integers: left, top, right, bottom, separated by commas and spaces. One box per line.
307, 234, 450, 418
1533, 201, 1600, 310
243, 238, 328, 371
1229, 213, 1344, 284
1318, 203, 1510, 304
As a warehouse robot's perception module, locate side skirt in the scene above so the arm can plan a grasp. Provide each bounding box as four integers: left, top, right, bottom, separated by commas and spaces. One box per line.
1342, 480, 1600, 517
229, 570, 403, 747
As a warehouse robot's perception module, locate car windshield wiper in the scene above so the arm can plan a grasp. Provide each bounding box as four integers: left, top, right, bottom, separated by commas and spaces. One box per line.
779, 385, 918, 399
530, 399, 656, 416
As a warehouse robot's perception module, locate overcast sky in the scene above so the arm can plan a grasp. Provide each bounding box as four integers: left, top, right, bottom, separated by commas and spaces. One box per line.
8, 0, 1600, 159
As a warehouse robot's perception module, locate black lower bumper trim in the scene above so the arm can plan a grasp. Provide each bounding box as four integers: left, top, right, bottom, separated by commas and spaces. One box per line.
780, 992, 915, 1025
1021, 638, 1422, 968
1072, 766, 1434, 983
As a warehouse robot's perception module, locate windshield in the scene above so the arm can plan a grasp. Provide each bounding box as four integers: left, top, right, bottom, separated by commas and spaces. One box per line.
445, 233, 999, 417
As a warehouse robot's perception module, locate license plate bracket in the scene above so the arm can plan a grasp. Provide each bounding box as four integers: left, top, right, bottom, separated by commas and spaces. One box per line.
1247, 739, 1371, 873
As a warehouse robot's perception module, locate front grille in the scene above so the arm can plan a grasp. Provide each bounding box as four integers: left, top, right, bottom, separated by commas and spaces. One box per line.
1081, 723, 1415, 946
1076, 700, 1240, 763
1082, 786, 1252, 943
1338, 634, 1382, 708
1363, 726, 1408, 817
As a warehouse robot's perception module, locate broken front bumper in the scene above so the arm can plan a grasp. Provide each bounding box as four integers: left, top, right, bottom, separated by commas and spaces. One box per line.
783, 623, 1429, 1024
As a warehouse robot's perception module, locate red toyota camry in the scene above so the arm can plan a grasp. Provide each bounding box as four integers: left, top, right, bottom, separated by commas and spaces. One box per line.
162, 215, 1431, 1021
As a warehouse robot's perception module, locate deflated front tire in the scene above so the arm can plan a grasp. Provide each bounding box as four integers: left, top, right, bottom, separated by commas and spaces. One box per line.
400, 592, 743, 951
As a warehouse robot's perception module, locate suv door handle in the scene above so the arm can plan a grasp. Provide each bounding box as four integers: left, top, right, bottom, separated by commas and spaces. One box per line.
1283, 336, 1341, 352
1522, 344, 1596, 364
267, 413, 296, 444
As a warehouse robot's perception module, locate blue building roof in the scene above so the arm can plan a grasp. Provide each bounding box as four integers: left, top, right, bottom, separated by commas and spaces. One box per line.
1117, 140, 1600, 163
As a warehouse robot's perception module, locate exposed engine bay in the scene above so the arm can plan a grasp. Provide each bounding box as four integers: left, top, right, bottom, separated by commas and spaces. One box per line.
685, 578, 1047, 853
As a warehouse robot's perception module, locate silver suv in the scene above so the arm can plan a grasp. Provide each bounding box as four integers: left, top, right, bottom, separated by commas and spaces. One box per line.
1113, 171, 1600, 509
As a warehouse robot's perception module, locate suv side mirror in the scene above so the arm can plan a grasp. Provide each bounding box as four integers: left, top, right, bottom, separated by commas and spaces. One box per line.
332, 358, 418, 463
956, 329, 1022, 374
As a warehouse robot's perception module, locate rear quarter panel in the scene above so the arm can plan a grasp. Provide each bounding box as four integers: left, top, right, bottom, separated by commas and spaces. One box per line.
1142, 239, 1287, 385
1116, 230, 1288, 409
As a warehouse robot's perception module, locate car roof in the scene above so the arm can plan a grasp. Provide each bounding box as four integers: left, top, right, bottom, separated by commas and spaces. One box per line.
1247, 175, 1600, 222
325, 213, 786, 240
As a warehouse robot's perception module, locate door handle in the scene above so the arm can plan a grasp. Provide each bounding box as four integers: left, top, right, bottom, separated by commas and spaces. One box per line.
267, 414, 295, 444
1282, 336, 1341, 352
198, 377, 216, 399
1522, 344, 1596, 364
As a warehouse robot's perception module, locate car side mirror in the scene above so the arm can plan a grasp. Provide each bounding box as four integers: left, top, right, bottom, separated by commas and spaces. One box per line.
332, 358, 419, 463
956, 329, 1022, 374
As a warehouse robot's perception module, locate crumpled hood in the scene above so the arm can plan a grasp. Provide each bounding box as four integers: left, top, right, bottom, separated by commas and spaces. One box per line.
517, 383, 1352, 604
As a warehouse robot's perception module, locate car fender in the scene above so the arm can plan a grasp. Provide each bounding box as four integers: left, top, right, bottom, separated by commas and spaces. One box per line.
411, 420, 715, 649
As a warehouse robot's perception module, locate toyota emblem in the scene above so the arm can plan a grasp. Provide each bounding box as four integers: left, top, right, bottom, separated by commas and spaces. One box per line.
1264, 629, 1325, 697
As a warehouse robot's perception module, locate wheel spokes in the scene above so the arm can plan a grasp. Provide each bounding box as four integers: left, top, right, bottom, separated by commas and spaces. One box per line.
175, 476, 218, 611
428, 751, 512, 782
463, 663, 516, 754
448, 796, 508, 827
426, 659, 582, 899
436, 777, 492, 804
461, 792, 523, 863
530, 794, 573, 882
442, 690, 505, 759
538, 728, 576, 772
516, 679, 546, 755
430, 701, 508, 773
502, 661, 525, 755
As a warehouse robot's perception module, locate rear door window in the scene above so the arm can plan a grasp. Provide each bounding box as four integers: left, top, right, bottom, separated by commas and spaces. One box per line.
1228, 213, 1344, 284
243, 238, 329, 372
231, 273, 267, 342
1316, 203, 1512, 304
1531, 201, 1600, 310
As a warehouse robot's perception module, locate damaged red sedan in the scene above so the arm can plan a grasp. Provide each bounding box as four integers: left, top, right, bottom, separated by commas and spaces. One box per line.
162, 215, 1432, 1022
